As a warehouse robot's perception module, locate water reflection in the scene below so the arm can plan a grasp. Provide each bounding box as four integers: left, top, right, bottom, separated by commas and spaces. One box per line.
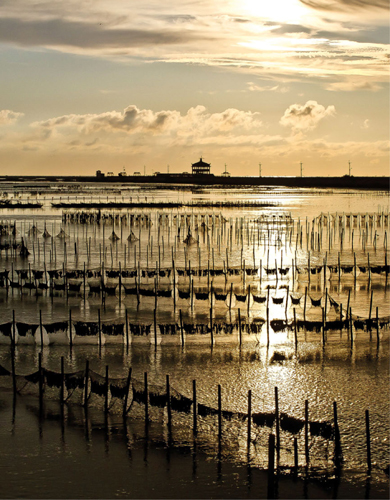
0, 389, 387, 499
0, 185, 388, 498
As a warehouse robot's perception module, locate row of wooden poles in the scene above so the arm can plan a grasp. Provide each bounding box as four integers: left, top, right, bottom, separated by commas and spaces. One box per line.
2, 239, 389, 309
1, 207, 388, 269
9, 351, 375, 494
4, 295, 383, 350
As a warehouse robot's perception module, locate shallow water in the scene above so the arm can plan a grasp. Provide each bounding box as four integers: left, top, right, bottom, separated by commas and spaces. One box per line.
0, 183, 389, 498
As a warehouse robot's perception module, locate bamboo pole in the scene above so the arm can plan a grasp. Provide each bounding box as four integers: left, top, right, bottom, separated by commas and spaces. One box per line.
267, 434, 275, 499
123, 367, 132, 416
193, 379, 197, 435
39, 309, 43, 348
247, 389, 252, 449
154, 308, 157, 349
365, 409, 371, 472
84, 359, 89, 408
166, 374, 172, 433
218, 384, 222, 444
238, 308, 242, 346
275, 387, 280, 459
305, 399, 309, 466
144, 372, 149, 424
333, 401, 342, 469
105, 365, 109, 415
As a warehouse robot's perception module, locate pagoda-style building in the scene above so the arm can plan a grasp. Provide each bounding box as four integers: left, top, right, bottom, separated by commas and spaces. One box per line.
191, 157, 211, 175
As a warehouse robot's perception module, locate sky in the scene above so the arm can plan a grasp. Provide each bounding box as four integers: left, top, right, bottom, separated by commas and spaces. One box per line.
0, 0, 388, 177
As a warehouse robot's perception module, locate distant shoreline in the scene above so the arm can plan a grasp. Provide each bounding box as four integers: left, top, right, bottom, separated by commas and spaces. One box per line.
0, 174, 388, 190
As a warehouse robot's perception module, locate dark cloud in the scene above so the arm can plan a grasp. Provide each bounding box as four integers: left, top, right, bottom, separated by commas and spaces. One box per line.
299, 0, 388, 11
0, 17, 201, 49
271, 24, 312, 35
316, 25, 389, 44
85, 138, 99, 147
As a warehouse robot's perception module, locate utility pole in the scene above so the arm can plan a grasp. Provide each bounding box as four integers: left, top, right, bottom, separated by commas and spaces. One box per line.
348, 161, 351, 176
144, 165, 146, 176
167, 164, 169, 174
259, 163, 262, 177
225, 163, 227, 174
300, 162, 303, 177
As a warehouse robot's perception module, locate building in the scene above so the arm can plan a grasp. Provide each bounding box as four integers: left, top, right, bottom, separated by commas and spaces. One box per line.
191, 157, 211, 175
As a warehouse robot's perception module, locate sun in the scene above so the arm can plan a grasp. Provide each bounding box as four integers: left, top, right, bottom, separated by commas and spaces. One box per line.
240, 0, 308, 24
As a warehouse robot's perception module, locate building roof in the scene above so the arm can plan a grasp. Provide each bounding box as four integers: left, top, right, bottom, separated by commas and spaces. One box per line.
192, 157, 210, 167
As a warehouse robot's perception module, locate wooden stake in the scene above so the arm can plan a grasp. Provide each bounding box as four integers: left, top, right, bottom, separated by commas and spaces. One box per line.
125, 309, 129, 346
105, 365, 109, 415
305, 399, 309, 466
98, 309, 102, 346
333, 401, 342, 469
376, 306, 380, 347
275, 387, 280, 459
12, 310, 16, 348
238, 308, 242, 346
218, 384, 222, 443
365, 409, 371, 472
60, 356, 64, 405
247, 389, 252, 449
293, 308, 297, 348
179, 309, 184, 342
154, 308, 157, 349
210, 307, 214, 347
193, 379, 197, 435
123, 367, 132, 416
166, 374, 171, 433
144, 372, 149, 423
38, 351, 43, 413
267, 434, 275, 499
84, 359, 89, 408
69, 309, 73, 349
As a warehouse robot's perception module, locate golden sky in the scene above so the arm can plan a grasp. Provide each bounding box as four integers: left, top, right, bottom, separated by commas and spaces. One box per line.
0, 0, 388, 176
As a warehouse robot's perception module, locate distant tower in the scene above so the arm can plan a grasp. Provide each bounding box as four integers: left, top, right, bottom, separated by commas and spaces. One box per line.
300, 162, 303, 177
259, 163, 262, 177
167, 164, 170, 174
191, 157, 211, 175
348, 161, 351, 176
222, 163, 230, 177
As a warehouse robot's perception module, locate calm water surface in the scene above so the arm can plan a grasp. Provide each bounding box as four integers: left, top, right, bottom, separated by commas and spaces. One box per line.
0, 184, 388, 498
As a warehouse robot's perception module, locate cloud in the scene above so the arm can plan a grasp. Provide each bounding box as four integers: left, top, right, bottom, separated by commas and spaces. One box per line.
280, 100, 336, 131
299, 0, 389, 11
326, 81, 382, 91
362, 119, 370, 129
32, 105, 263, 138
0, 109, 24, 125
0, 2, 387, 86
0, 17, 205, 50
247, 82, 289, 93
270, 24, 312, 35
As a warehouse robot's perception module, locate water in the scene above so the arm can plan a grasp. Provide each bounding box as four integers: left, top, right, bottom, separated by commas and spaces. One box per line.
0, 182, 389, 498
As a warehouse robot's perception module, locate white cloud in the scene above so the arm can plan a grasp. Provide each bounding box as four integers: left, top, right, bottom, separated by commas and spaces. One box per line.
326, 81, 383, 92
280, 100, 336, 131
247, 82, 289, 92
32, 104, 263, 138
0, 0, 387, 86
0, 109, 24, 125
